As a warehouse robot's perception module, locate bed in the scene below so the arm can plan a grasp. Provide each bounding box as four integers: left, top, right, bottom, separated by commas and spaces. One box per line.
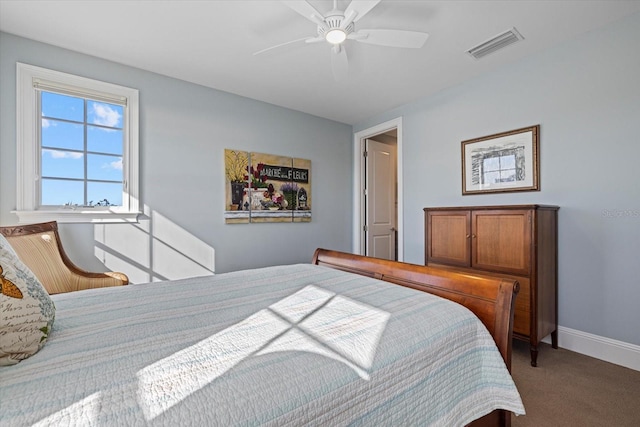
0, 248, 524, 426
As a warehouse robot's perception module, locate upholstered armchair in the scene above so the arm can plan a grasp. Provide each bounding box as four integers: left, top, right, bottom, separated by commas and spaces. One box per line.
0, 221, 128, 294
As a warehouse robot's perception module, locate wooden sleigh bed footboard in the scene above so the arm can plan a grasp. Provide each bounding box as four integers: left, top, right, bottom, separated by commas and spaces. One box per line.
312, 248, 520, 427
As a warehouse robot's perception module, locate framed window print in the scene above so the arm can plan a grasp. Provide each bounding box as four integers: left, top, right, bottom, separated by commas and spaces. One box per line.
462, 125, 540, 195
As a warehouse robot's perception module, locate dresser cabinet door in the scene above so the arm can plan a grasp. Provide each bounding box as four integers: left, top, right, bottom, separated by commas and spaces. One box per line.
471, 210, 532, 276
426, 210, 471, 267
425, 205, 558, 367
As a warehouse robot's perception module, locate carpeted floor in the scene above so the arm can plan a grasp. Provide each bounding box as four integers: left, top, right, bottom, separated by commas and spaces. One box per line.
510, 339, 640, 426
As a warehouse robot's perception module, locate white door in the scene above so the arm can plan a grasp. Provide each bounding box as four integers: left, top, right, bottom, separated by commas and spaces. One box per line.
365, 139, 397, 260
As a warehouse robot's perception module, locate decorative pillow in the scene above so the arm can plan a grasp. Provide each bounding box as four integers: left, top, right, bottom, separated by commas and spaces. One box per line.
0, 233, 55, 366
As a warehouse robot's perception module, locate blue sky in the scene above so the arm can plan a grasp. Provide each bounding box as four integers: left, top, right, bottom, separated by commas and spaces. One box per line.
41, 92, 124, 206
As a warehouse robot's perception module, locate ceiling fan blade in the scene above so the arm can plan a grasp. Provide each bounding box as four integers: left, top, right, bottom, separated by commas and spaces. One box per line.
281, 1, 325, 25
350, 29, 429, 48
340, 9, 358, 30
305, 36, 325, 44
344, 0, 381, 22
253, 37, 313, 56
331, 44, 349, 82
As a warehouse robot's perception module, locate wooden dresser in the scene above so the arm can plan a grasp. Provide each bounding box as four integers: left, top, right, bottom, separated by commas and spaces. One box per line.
424, 205, 559, 366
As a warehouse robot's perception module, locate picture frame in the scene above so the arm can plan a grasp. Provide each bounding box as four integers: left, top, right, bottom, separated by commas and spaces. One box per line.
224, 149, 312, 224
461, 125, 540, 195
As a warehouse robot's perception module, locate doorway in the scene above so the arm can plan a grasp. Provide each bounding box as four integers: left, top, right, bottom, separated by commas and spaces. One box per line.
352, 118, 403, 261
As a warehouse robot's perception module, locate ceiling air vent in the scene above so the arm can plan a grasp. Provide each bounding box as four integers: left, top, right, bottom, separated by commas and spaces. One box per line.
467, 27, 524, 60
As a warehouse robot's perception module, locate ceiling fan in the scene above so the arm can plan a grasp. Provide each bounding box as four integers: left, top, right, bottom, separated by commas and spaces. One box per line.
254, 0, 429, 81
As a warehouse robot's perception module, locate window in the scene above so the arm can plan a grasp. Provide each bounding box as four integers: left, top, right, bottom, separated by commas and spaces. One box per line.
478, 147, 523, 184
16, 63, 139, 223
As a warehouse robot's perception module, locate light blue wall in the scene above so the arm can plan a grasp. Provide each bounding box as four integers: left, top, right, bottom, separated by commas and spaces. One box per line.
355, 13, 640, 346
3, 12, 639, 346
0, 32, 353, 279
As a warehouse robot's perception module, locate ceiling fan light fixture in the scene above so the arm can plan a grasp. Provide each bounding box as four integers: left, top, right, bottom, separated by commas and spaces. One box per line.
325, 28, 347, 44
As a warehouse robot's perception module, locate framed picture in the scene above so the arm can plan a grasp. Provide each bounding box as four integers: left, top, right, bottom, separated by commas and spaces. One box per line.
224, 149, 312, 224
461, 125, 540, 195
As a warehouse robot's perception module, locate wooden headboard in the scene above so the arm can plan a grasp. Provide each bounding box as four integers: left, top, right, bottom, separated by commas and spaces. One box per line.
312, 248, 519, 371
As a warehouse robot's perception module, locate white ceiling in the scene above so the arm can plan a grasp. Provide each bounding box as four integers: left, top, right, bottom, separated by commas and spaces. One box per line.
2, 1, 639, 125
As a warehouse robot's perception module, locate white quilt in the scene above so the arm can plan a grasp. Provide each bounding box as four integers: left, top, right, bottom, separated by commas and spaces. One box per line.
0, 264, 524, 426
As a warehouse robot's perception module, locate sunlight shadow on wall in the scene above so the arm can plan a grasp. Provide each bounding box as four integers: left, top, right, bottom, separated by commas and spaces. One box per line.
150, 210, 215, 281
136, 285, 390, 421
93, 205, 215, 283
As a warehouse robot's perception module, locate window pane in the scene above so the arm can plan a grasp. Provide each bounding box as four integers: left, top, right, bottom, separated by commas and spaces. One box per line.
500, 169, 517, 182
482, 170, 501, 184
483, 156, 500, 171
41, 91, 83, 122
42, 149, 84, 179
88, 182, 122, 206
41, 178, 84, 206
88, 125, 123, 155
87, 154, 123, 181
500, 154, 516, 169
42, 119, 84, 151
87, 101, 123, 129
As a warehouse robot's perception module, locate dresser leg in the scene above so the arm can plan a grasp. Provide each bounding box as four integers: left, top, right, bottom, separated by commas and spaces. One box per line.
530, 345, 538, 367
551, 329, 558, 349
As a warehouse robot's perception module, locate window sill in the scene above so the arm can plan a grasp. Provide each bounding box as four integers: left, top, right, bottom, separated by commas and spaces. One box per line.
12, 210, 141, 224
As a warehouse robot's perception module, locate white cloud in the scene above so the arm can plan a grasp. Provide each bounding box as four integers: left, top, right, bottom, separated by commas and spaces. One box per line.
41, 118, 56, 128
91, 103, 121, 127
103, 158, 123, 171
44, 149, 83, 159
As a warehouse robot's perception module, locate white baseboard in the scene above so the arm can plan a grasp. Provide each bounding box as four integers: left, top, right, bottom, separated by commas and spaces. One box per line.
542, 326, 640, 372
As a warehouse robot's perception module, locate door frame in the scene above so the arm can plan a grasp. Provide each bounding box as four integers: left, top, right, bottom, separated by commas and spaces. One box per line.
352, 117, 403, 261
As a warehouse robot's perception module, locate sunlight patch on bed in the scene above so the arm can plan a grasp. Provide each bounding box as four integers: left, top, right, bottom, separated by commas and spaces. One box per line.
136, 309, 290, 420
136, 285, 389, 421
260, 289, 390, 380
32, 392, 102, 426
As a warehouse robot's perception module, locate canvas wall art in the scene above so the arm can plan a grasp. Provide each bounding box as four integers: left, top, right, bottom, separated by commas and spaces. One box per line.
224, 149, 312, 223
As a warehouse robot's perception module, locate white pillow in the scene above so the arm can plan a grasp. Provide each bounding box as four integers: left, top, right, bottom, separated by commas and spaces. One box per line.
0, 233, 56, 365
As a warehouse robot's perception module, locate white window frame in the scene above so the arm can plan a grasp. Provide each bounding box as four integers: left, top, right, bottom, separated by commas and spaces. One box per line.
15, 63, 140, 223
